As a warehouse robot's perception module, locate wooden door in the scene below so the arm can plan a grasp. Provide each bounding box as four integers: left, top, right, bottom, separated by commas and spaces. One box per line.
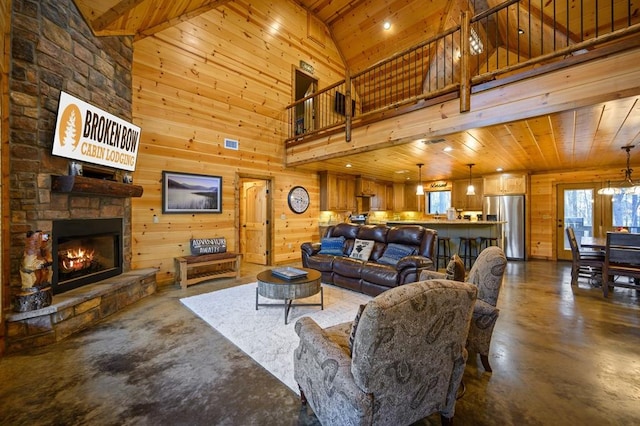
556, 183, 608, 261
294, 69, 317, 135
241, 180, 268, 265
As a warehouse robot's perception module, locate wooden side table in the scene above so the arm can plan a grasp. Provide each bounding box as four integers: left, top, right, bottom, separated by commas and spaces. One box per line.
175, 252, 242, 289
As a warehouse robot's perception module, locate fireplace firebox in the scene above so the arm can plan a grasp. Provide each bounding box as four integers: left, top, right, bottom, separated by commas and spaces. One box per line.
52, 218, 123, 294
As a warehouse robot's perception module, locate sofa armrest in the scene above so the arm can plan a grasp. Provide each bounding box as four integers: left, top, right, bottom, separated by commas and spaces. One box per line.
396, 255, 434, 270
301, 242, 321, 256
395, 255, 435, 285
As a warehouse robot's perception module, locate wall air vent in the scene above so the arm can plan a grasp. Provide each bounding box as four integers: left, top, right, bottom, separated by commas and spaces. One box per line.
224, 138, 239, 150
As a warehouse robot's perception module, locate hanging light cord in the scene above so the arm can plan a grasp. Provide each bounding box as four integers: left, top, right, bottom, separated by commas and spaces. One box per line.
623, 145, 635, 184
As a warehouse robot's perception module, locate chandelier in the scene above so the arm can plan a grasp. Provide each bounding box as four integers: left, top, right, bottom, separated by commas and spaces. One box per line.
597, 145, 640, 195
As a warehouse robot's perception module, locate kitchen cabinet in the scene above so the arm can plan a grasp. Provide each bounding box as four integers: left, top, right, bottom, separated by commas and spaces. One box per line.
370, 181, 394, 211
452, 178, 483, 210
483, 173, 527, 195
319, 171, 356, 211
356, 177, 376, 196
393, 183, 418, 211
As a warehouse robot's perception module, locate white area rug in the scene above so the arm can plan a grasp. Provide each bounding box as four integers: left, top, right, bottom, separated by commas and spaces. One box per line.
180, 283, 371, 394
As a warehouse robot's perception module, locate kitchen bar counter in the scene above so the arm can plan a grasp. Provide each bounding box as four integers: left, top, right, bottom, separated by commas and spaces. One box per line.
386, 220, 505, 257
385, 220, 505, 226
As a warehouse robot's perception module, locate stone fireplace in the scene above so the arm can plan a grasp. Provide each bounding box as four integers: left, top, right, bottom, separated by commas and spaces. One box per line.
3, 0, 154, 354
52, 218, 123, 294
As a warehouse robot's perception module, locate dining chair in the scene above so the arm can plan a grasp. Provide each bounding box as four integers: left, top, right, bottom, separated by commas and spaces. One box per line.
602, 232, 640, 297
566, 227, 604, 286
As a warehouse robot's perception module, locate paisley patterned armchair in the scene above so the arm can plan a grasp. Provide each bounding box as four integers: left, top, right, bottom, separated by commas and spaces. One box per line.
421, 246, 507, 372
293, 279, 477, 426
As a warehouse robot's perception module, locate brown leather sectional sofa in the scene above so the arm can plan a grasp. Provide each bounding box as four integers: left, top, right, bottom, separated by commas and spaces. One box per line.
301, 223, 437, 296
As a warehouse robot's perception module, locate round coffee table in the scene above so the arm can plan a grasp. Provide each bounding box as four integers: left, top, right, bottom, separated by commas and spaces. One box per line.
256, 268, 322, 324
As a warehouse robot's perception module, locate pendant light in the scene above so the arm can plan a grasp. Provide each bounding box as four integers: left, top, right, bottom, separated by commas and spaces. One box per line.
597, 146, 640, 195
466, 164, 476, 196
597, 180, 619, 195
416, 163, 425, 195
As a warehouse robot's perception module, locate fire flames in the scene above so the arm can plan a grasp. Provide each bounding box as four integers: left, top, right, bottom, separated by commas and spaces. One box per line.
59, 247, 95, 273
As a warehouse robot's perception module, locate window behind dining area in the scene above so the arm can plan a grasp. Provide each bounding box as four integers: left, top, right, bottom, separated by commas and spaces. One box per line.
612, 193, 640, 233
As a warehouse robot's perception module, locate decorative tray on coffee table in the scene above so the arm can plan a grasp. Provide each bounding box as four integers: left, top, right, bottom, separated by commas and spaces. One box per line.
271, 267, 308, 280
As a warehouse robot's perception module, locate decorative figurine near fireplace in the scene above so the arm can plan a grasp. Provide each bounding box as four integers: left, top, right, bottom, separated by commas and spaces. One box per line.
14, 230, 54, 312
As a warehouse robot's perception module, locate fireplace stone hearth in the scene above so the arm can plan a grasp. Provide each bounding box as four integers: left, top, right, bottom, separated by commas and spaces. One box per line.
5, 268, 157, 353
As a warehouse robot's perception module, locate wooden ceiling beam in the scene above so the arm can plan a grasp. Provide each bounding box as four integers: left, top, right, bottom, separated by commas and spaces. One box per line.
135, 0, 231, 40
91, 0, 147, 32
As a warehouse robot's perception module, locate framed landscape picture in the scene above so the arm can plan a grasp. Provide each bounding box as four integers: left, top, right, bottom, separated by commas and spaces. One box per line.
162, 171, 222, 213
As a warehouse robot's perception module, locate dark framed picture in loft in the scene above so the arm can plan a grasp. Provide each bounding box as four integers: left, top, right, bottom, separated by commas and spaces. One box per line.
334, 92, 356, 116
162, 171, 222, 214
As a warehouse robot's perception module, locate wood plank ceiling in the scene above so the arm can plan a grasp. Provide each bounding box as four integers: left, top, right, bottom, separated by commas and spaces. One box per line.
72, 0, 640, 182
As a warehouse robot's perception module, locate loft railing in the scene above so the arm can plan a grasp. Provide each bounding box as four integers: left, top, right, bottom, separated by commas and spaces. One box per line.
285, 0, 640, 145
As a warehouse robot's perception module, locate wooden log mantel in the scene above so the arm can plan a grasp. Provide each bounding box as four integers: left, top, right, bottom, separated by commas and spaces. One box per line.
51, 175, 144, 198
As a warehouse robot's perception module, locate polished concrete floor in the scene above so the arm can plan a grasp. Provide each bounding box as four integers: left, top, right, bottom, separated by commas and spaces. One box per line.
1, 259, 639, 425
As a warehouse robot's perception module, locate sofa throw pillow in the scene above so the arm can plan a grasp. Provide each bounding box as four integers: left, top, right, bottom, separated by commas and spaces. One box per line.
318, 236, 345, 256
348, 304, 366, 356
445, 254, 466, 281
377, 243, 416, 266
349, 239, 375, 260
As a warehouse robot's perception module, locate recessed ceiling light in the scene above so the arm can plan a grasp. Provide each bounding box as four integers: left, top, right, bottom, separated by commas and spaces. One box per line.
345, 163, 352, 168
383, 21, 391, 30
496, 167, 504, 172
443, 146, 452, 152
518, 28, 525, 34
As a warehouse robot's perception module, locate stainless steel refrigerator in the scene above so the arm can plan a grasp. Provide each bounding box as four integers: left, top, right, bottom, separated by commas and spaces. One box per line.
483, 195, 526, 260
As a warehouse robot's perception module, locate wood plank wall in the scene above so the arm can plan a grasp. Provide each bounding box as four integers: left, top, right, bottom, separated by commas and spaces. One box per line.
131, 0, 345, 284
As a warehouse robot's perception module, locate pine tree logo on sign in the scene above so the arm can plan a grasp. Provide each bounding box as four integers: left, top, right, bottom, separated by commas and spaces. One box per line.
58, 103, 82, 150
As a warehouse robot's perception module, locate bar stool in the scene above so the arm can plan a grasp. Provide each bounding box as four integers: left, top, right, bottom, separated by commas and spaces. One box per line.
458, 236, 479, 269
436, 236, 451, 269
479, 237, 499, 250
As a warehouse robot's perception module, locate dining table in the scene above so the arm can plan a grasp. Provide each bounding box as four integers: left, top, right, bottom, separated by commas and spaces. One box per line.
580, 236, 606, 251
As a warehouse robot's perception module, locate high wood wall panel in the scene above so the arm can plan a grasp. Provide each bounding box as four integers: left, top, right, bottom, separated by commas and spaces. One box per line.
131, 0, 343, 284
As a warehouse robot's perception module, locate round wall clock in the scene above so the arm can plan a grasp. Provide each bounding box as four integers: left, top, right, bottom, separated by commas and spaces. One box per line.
288, 186, 310, 214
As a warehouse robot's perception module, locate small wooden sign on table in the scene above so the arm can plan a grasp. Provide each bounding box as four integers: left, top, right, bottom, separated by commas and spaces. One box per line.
175, 238, 241, 289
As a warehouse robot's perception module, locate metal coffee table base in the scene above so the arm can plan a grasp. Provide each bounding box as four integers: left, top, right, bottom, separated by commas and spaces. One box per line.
255, 287, 323, 324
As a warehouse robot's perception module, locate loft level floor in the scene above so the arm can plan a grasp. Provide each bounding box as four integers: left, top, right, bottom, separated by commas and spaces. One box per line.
1, 260, 638, 425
